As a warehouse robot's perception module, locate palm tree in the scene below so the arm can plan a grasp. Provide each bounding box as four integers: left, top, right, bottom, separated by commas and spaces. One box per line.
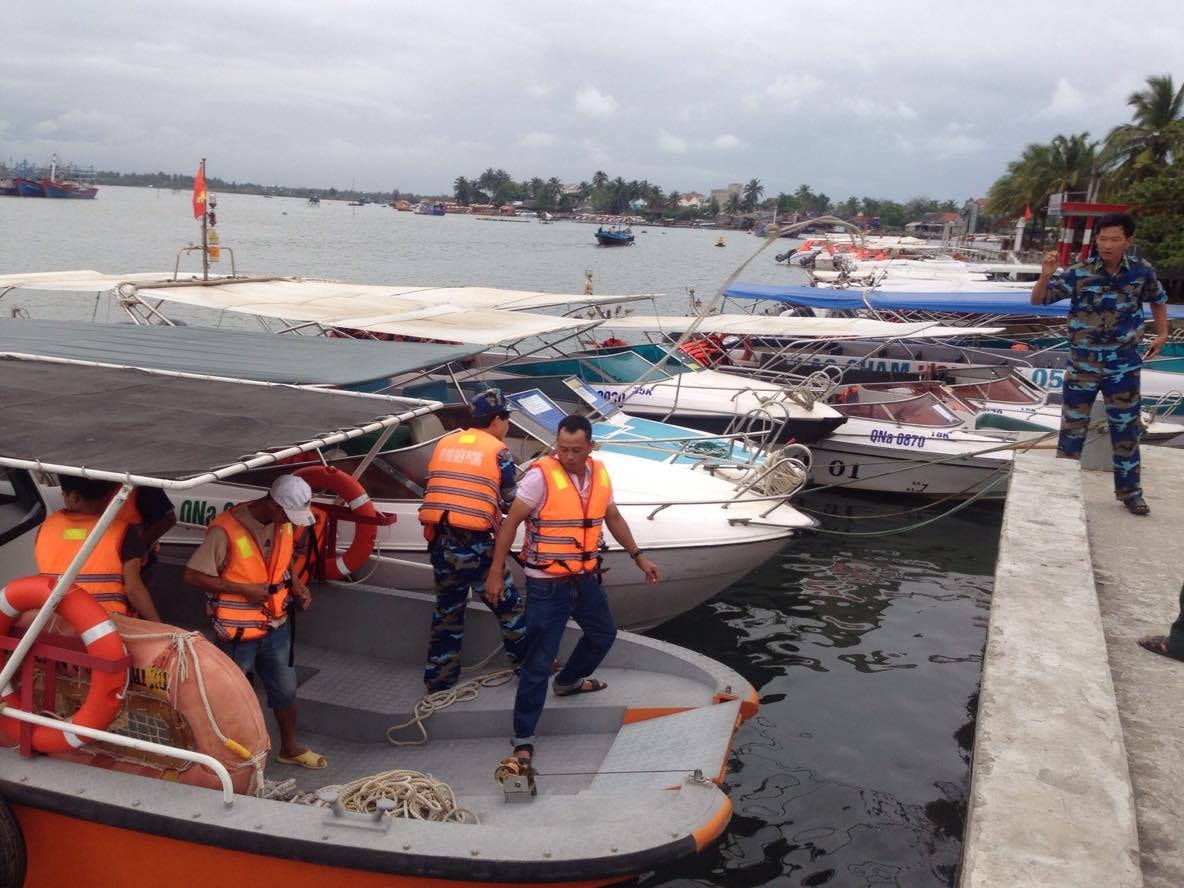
742, 178, 764, 211
1102, 74, 1184, 186
592, 170, 609, 190
666, 190, 682, 211
725, 193, 741, 216
987, 133, 1097, 219
794, 184, 814, 210
452, 176, 472, 204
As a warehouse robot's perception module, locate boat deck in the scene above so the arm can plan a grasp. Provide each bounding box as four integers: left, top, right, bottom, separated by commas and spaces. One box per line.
259, 642, 724, 799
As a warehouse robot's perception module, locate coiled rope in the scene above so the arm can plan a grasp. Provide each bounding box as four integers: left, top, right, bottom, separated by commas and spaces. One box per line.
385, 668, 515, 746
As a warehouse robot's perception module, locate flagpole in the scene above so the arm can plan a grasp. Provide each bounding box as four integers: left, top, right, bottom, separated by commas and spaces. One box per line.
200, 158, 208, 281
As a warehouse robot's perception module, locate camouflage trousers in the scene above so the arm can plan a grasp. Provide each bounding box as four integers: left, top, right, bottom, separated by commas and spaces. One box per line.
423, 533, 526, 693
1057, 349, 1143, 501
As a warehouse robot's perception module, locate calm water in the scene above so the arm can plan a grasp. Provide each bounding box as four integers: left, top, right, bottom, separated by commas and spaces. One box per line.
1, 186, 1000, 887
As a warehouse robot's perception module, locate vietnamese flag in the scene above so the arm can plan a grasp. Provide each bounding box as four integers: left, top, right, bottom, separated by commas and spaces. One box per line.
1023, 203, 1032, 221
192, 163, 207, 220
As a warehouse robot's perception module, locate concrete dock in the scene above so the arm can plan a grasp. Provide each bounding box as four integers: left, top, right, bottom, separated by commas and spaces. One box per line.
961, 445, 1184, 887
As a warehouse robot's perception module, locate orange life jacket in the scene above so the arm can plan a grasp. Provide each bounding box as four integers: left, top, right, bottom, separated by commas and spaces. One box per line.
206, 508, 294, 642
292, 505, 329, 585
34, 510, 133, 616
521, 456, 613, 577
418, 428, 507, 537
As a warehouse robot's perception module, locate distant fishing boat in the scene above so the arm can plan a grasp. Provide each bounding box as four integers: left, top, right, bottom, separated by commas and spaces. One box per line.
40, 179, 98, 199
13, 177, 45, 197
595, 222, 634, 246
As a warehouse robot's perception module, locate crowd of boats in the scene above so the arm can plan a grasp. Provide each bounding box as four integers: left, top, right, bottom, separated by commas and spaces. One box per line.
0, 156, 98, 200
0, 243, 1181, 884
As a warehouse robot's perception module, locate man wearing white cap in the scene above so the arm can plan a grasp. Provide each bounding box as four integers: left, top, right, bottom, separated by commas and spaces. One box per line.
183, 474, 325, 769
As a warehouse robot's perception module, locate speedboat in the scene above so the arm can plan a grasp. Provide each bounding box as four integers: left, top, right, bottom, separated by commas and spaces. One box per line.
0, 319, 812, 632
0, 354, 757, 887
594, 223, 634, 246
483, 343, 847, 445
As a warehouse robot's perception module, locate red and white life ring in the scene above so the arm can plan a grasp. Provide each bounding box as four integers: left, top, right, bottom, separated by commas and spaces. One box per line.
0, 576, 128, 753
294, 466, 377, 580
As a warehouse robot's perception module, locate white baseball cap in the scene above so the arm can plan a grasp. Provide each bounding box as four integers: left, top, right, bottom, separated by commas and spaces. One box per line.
270, 475, 316, 526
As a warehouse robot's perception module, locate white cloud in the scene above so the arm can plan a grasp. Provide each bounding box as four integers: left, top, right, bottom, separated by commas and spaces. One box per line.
575, 84, 618, 117
524, 80, 556, 99
894, 134, 914, 154
1038, 77, 1089, 117
928, 124, 987, 158
841, 97, 918, 120
711, 133, 743, 149
519, 131, 558, 148
744, 74, 825, 112
658, 130, 688, 153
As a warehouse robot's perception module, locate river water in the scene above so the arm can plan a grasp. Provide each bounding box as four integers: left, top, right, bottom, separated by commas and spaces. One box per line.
0, 186, 1000, 887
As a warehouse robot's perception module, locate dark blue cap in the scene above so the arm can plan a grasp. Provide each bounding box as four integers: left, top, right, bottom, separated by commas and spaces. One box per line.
470, 388, 514, 419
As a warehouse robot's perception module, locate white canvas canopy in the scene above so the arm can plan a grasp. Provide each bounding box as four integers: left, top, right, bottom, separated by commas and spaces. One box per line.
0, 271, 651, 345
598, 313, 1003, 339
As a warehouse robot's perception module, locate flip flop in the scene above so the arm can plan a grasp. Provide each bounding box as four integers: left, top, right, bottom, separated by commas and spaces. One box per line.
1137, 635, 1184, 663
276, 749, 328, 769
553, 678, 608, 697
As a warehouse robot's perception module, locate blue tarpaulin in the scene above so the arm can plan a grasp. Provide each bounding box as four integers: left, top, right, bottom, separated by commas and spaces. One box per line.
723, 282, 1184, 319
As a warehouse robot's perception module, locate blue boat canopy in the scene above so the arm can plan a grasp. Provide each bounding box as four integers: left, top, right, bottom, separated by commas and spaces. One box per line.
0, 319, 480, 386
723, 282, 1184, 320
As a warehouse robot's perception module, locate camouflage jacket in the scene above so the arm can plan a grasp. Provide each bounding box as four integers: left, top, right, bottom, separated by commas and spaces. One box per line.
1041, 254, 1165, 353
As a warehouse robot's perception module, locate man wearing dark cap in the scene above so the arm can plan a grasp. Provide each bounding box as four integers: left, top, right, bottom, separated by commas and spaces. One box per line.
417, 389, 527, 693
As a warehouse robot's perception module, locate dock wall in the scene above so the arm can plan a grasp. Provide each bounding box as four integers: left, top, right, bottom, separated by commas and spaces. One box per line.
959, 451, 1141, 887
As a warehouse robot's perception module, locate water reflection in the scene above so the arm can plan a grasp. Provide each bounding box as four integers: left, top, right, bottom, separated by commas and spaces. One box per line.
645, 499, 1000, 887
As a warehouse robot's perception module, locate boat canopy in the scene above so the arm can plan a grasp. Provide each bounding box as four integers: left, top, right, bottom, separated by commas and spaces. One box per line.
0, 272, 634, 345
0, 355, 439, 486
0, 319, 478, 385
723, 282, 1184, 320
600, 313, 1004, 338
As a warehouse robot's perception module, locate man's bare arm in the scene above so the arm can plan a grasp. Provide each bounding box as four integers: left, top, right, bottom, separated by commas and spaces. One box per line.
123, 560, 162, 622
483, 498, 534, 604
1030, 251, 1059, 305
182, 567, 269, 604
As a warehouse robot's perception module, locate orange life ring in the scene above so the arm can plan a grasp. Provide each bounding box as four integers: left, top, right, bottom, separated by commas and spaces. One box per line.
294, 466, 377, 580
0, 576, 128, 753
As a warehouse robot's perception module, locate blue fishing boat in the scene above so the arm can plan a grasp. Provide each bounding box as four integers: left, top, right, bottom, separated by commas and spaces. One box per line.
595, 223, 634, 246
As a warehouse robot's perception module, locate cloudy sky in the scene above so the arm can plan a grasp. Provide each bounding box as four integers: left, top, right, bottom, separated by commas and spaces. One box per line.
4, 1, 1181, 201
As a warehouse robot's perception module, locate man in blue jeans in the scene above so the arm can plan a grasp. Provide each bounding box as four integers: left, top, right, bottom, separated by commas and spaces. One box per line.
484, 415, 659, 767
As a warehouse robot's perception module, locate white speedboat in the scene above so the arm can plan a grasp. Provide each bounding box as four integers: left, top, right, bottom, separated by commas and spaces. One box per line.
809, 383, 1026, 499
0, 355, 757, 887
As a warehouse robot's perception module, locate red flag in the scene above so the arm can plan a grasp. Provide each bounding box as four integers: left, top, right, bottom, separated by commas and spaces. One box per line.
1023, 203, 1032, 221
192, 163, 207, 220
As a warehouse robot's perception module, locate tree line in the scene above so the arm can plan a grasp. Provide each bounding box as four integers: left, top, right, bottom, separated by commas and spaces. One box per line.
987, 73, 1183, 269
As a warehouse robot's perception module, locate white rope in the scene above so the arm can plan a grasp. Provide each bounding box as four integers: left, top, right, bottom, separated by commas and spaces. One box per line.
292, 771, 477, 823
385, 669, 514, 746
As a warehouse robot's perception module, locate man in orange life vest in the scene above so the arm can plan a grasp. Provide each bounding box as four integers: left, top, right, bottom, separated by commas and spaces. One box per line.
418, 389, 527, 693
485, 414, 659, 766
36, 476, 162, 622
108, 486, 176, 573
183, 475, 324, 770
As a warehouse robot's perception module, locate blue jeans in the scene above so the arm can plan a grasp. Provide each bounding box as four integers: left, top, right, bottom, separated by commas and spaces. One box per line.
511, 573, 617, 747
217, 621, 299, 710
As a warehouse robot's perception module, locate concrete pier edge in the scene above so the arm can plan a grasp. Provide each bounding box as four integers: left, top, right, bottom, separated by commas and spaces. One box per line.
959, 451, 1142, 887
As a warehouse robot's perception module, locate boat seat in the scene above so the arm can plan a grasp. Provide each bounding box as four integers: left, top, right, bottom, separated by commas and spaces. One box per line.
409, 413, 446, 445
974, 412, 1050, 433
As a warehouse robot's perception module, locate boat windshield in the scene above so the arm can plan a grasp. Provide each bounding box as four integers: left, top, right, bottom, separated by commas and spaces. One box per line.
948, 376, 1042, 405
585, 351, 668, 384
841, 391, 962, 427
610, 344, 694, 375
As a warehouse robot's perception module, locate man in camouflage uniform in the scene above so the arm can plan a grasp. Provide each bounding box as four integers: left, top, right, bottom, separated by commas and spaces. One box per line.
418, 389, 527, 692
1031, 212, 1168, 515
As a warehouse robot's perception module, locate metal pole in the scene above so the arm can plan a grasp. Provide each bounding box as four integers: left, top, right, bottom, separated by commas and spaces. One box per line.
200, 158, 209, 281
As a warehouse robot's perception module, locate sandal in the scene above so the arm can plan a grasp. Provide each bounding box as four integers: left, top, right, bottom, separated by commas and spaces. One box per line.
276, 749, 328, 769
513, 743, 534, 767
1137, 635, 1184, 663
553, 678, 608, 697
1124, 496, 1151, 516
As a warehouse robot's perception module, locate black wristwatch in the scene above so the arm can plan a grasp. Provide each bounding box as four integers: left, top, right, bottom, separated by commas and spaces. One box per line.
629, 549, 644, 560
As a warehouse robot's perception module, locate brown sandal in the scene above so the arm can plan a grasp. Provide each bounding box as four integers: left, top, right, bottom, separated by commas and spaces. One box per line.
1137, 635, 1184, 662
